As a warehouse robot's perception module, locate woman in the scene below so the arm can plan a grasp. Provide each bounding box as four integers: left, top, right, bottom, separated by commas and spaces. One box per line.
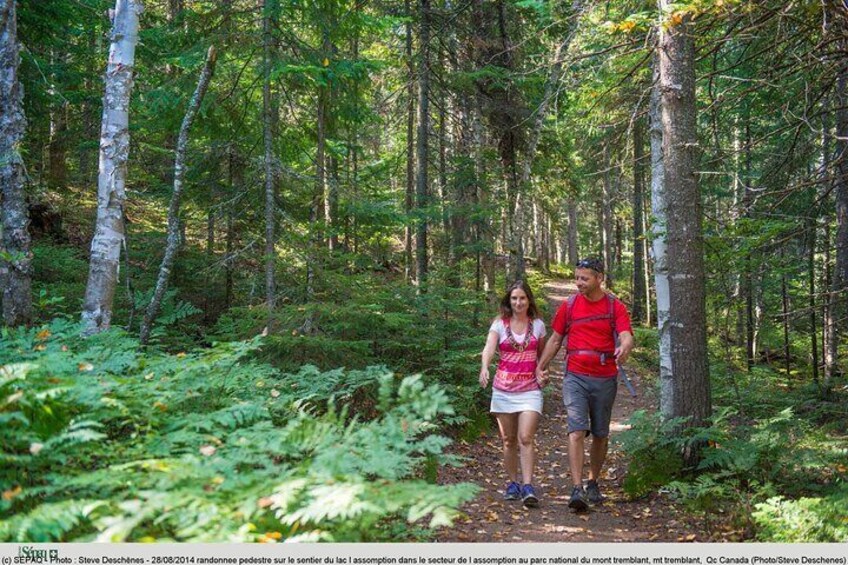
479, 279, 548, 508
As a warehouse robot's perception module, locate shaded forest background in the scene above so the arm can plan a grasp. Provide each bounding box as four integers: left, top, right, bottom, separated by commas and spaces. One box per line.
1, 0, 846, 542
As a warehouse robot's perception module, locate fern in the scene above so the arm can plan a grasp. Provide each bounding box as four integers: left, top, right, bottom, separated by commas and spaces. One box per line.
0, 321, 477, 542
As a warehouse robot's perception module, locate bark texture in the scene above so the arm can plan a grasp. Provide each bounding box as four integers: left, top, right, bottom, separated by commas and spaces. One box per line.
649, 57, 673, 419
262, 0, 276, 311
415, 0, 430, 288
81, 0, 141, 334
830, 53, 848, 391
404, 0, 415, 283
139, 46, 216, 344
632, 116, 646, 324
658, 6, 711, 428
0, 0, 32, 326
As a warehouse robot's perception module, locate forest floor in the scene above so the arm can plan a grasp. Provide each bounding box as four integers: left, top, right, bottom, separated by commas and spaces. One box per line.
436, 279, 712, 543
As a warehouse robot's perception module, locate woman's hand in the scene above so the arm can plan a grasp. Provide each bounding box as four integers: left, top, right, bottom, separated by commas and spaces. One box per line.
535, 367, 550, 388
479, 366, 490, 388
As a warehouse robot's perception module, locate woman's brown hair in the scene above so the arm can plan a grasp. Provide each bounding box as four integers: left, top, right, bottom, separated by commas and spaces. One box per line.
499, 279, 539, 319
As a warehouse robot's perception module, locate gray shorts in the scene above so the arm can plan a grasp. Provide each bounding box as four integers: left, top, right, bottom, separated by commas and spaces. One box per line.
562, 372, 618, 438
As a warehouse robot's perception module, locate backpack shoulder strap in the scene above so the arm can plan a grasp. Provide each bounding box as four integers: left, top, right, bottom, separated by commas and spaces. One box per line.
607, 293, 617, 337
565, 294, 578, 334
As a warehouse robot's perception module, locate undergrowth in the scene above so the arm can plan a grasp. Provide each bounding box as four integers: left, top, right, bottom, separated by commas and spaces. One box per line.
619, 328, 848, 542
0, 320, 478, 542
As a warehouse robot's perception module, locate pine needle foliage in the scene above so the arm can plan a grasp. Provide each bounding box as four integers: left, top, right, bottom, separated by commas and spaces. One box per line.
0, 320, 477, 542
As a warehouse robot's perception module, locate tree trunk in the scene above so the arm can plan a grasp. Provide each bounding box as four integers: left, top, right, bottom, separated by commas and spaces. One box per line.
743, 116, 755, 370
81, 0, 141, 334
415, 0, 430, 289
0, 0, 32, 326
405, 0, 415, 283
139, 47, 216, 344
632, 115, 646, 324
567, 198, 578, 265
829, 56, 848, 393
650, 57, 673, 418
47, 49, 68, 190
601, 139, 614, 287
642, 193, 652, 325
820, 99, 834, 389
262, 0, 276, 312
225, 145, 241, 311
781, 252, 790, 376
658, 4, 711, 434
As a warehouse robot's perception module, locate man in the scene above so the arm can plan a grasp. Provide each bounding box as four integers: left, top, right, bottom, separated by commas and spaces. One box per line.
535, 257, 634, 511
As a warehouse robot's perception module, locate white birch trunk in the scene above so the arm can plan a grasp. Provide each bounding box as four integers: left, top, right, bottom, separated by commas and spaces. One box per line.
81, 0, 141, 334
649, 57, 673, 418
1, 0, 32, 326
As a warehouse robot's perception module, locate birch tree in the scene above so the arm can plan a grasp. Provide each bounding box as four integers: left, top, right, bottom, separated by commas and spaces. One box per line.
81, 0, 141, 334
649, 58, 673, 417
0, 0, 32, 326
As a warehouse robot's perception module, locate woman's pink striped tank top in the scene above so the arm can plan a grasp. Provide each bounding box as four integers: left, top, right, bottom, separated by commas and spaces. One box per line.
493, 318, 540, 393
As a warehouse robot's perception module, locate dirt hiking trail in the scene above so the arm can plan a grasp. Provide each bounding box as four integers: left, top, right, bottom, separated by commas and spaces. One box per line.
437, 279, 708, 542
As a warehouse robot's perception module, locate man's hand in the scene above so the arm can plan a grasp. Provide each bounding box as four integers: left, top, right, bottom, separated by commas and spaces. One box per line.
615, 331, 635, 365
479, 366, 490, 388
534, 367, 549, 388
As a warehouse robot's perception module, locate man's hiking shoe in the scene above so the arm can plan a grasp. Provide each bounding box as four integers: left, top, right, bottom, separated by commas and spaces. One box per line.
504, 481, 521, 501
586, 480, 604, 503
521, 484, 539, 508
568, 485, 588, 511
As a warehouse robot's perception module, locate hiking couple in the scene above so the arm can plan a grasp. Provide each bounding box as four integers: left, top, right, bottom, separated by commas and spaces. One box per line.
479, 258, 635, 510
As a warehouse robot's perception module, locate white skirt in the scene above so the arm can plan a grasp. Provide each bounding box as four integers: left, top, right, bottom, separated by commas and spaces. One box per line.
490, 388, 543, 414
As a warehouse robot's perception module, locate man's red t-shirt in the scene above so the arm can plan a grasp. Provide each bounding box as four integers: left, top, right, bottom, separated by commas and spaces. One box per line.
551, 293, 633, 378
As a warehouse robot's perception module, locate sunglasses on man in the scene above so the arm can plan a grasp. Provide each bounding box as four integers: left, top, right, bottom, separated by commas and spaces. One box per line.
575, 259, 604, 273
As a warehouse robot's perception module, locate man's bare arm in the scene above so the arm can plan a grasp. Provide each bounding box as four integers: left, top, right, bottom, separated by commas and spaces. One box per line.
535, 330, 564, 378
615, 331, 634, 364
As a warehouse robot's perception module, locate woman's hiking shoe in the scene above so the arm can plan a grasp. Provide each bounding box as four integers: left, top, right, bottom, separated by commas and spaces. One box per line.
504, 481, 521, 500
586, 480, 604, 503
568, 485, 588, 511
521, 484, 539, 508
